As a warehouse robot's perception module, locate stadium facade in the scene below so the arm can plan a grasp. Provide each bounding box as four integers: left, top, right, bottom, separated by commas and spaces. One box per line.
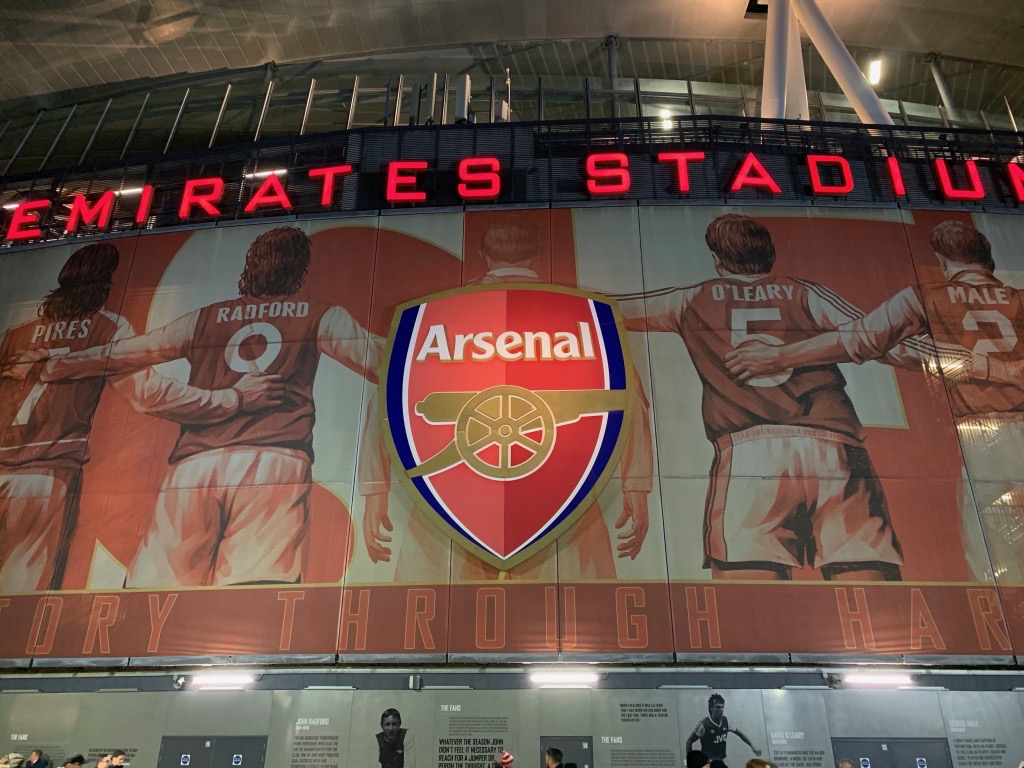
2, 2, 1024, 767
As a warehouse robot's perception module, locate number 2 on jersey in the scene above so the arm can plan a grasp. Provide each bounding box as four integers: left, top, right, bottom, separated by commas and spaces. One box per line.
962, 309, 1018, 356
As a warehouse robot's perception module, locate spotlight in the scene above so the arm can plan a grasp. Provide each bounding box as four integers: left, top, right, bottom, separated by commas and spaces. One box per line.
868, 60, 882, 86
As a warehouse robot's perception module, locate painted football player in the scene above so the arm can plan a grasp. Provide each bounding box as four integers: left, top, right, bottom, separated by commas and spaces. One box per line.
726, 220, 1024, 581
613, 214, 939, 581
0, 242, 279, 591
5, 227, 381, 587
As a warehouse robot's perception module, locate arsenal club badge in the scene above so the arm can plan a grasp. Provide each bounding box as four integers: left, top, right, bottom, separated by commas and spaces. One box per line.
381, 284, 634, 568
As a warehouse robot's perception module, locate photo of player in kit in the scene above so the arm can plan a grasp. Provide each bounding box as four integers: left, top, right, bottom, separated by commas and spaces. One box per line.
685, 694, 761, 766
376, 708, 414, 768
725, 219, 1024, 583
612, 213, 940, 581
3, 227, 382, 588
0, 242, 278, 592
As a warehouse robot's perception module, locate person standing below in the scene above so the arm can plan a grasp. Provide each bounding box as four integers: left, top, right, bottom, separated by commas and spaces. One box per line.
109, 753, 126, 767
543, 748, 562, 768
24, 753, 47, 768
685, 751, 710, 768
685, 694, 762, 764
376, 708, 414, 768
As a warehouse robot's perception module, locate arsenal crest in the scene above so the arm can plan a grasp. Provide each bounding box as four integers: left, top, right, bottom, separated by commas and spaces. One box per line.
381, 284, 633, 568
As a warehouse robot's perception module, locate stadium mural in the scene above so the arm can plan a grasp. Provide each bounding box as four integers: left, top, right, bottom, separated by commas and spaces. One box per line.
0, 205, 1022, 662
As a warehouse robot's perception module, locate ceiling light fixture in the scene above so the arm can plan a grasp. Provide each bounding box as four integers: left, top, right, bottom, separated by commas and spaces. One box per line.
528, 670, 600, 687
188, 673, 258, 690
868, 60, 882, 86
244, 169, 287, 180
843, 672, 912, 687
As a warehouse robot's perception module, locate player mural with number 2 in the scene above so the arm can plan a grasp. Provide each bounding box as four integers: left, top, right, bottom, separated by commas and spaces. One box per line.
4, 227, 382, 588
726, 220, 1024, 582
0, 242, 282, 592
612, 214, 945, 581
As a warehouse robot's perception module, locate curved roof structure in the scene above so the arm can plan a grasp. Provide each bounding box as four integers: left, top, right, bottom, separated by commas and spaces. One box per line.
2, 0, 1024, 115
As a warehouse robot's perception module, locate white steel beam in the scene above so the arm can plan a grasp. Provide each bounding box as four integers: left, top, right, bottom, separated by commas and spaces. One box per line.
784, 6, 810, 120
761, 0, 790, 120
791, 0, 894, 125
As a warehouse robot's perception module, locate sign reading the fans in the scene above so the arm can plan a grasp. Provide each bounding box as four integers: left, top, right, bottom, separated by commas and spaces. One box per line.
381, 285, 633, 567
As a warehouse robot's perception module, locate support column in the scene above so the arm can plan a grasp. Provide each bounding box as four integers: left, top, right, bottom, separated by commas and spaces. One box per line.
790, 0, 894, 125
928, 55, 956, 112
761, 0, 790, 119
784, 6, 809, 120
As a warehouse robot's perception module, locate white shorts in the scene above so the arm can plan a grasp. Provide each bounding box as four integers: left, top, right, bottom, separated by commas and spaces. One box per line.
703, 426, 903, 570
0, 467, 76, 592
126, 447, 312, 588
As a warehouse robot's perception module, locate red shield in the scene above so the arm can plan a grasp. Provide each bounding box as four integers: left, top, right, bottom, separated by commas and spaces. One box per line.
382, 285, 633, 568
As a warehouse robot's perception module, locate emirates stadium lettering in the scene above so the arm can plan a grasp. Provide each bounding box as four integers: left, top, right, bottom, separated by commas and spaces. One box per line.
5, 149, 1024, 246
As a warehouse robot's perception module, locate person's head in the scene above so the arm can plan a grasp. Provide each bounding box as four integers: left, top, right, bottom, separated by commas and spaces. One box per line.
28, 754, 41, 763
929, 220, 994, 275
708, 692, 726, 719
40, 242, 120, 322
238, 226, 311, 298
96, 756, 112, 768
494, 749, 514, 767
837, 761, 855, 768
110, 752, 126, 767
685, 750, 710, 768
705, 214, 776, 277
379, 708, 402, 742
544, 747, 563, 767
479, 217, 543, 272
64, 756, 84, 768
746, 760, 772, 768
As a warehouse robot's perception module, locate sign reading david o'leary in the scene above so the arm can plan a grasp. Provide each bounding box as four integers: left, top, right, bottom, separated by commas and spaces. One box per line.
381, 285, 633, 568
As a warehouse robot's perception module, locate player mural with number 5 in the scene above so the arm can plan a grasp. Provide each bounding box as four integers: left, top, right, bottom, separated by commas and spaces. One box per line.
0, 242, 282, 592
725, 220, 1024, 583
612, 214, 943, 581
3, 227, 382, 587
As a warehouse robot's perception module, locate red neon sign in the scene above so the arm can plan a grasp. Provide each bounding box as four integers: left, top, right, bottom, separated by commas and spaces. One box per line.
807, 155, 854, 195
934, 159, 985, 201
244, 174, 294, 213
586, 152, 631, 195
308, 164, 353, 207
457, 157, 501, 199
179, 177, 225, 218
657, 151, 706, 192
386, 161, 429, 203
65, 191, 116, 233
6, 200, 51, 241
730, 153, 782, 194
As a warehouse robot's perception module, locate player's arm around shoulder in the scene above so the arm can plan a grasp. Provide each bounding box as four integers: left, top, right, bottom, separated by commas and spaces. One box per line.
318, 304, 384, 383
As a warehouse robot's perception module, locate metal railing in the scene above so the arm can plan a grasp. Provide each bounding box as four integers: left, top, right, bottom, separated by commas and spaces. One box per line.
0, 63, 1019, 183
